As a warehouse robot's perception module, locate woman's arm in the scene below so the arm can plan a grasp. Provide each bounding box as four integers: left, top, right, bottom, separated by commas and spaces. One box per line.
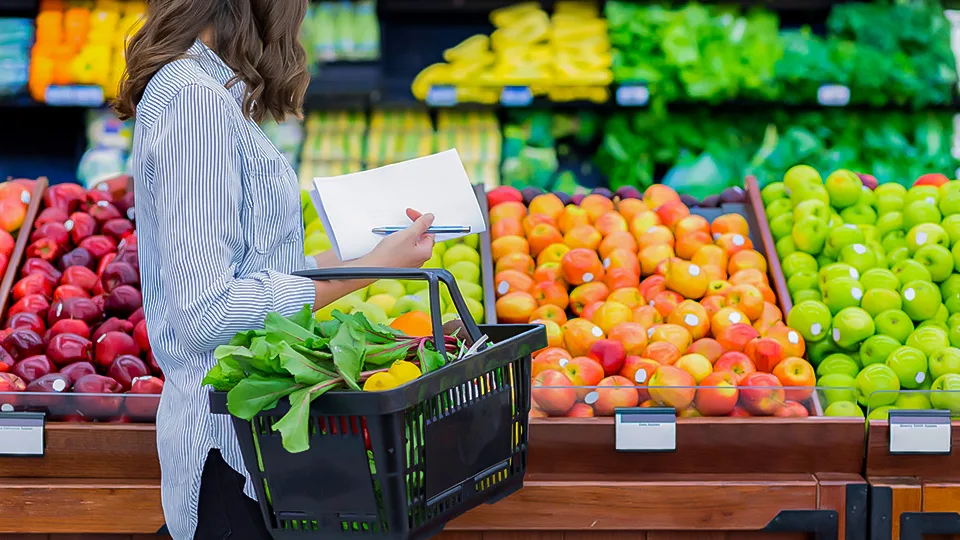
152, 85, 318, 355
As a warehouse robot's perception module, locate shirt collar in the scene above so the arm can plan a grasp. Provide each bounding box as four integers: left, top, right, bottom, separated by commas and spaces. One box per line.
186, 39, 245, 105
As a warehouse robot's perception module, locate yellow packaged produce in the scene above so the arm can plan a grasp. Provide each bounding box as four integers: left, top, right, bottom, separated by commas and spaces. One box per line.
490, 10, 550, 51
301, 131, 365, 162
555, 0, 600, 15
443, 34, 490, 63
369, 110, 432, 132
435, 130, 501, 164
305, 111, 367, 135
490, 2, 541, 27
365, 131, 435, 165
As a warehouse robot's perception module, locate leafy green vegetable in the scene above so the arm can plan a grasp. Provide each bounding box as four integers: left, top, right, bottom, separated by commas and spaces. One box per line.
330, 321, 366, 391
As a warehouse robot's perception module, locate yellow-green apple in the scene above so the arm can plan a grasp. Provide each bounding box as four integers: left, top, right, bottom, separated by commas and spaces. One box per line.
906, 326, 950, 359
674, 353, 713, 383
694, 370, 739, 416
855, 364, 900, 408
822, 277, 863, 314
914, 244, 955, 282
895, 392, 932, 409
824, 400, 864, 417
824, 170, 862, 207
792, 217, 828, 254
824, 224, 865, 258
903, 200, 942, 231
859, 334, 901, 367
885, 346, 929, 389
900, 280, 942, 322
739, 372, 785, 415
647, 365, 696, 409
930, 373, 960, 414
816, 353, 861, 379
929, 347, 960, 379
831, 307, 875, 350
861, 288, 902, 318
786, 300, 832, 343
818, 373, 857, 404
820, 262, 860, 286
874, 309, 915, 343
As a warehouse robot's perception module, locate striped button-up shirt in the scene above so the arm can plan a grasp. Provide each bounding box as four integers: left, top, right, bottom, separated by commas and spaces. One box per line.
131, 40, 317, 539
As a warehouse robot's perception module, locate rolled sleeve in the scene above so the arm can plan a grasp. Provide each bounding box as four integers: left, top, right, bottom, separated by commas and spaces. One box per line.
151, 85, 315, 355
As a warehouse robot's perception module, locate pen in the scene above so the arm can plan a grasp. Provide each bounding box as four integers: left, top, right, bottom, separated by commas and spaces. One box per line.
371, 226, 472, 235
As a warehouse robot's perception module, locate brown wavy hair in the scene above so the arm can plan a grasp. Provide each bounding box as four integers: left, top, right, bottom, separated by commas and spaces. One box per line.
114, 0, 309, 123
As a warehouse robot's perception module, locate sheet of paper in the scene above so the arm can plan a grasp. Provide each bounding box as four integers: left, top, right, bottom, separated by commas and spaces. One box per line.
310, 149, 486, 261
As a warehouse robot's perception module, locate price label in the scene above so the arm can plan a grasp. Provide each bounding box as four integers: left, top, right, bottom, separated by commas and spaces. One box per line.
426, 85, 458, 107
616, 84, 650, 107
817, 85, 851, 107
889, 409, 952, 455
0, 412, 45, 457
45, 85, 105, 107
500, 86, 533, 107
615, 407, 676, 452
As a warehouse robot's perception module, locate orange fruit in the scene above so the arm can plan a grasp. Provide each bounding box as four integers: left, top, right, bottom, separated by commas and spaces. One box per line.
390, 311, 433, 337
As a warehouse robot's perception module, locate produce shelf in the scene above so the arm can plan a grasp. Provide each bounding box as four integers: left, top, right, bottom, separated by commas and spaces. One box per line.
0, 176, 47, 317
866, 417, 960, 540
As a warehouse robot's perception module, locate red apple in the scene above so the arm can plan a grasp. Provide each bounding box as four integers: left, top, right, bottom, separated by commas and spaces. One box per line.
532, 370, 576, 415
587, 339, 627, 377
774, 401, 809, 417
738, 372, 785, 416
713, 351, 757, 383
694, 370, 739, 416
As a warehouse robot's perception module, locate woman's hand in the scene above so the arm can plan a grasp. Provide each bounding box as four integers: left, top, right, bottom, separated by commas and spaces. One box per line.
365, 208, 436, 268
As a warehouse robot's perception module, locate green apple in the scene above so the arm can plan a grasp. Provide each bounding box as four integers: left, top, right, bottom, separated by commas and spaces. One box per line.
876, 183, 908, 207
827, 212, 845, 229
906, 185, 941, 206
447, 261, 481, 284
824, 400, 865, 417
816, 353, 862, 378
824, 224, 865, 258
839, 243, 878, 273
861, 288, 902, 318
793, 199, 829, 223
787, 271, 819, 296
464, 297, 484, 323
950, 314, 960, 347
304, 217, 325, 238
930, 373, 960, 414
891, 260, 933, 285
860, 334, 902, 367
859, 186, 877, 210
825, 169, 863, 208
793, 289, 822, 303
941, 214, 960, 245
929, 347, 960, 379
874, 309, 915, 344
776, 236, 797, 257
866, 240, 887, 263
352, 301, 389, 325
786, 300, 833, 343
895, 392, 933, 410
792, 217, 828, 254
422, 252, 443, 269
903, 200, 943, 230
859, 224, 880, 243
766, 198, 793, 220
456, 281, 484, 303
404, 280, 428, 295
860, 268, 900, 291
914, 244, 955, 282
761, 182, 789, 205
368, 279, 407, 299
942, 275, 960, 309
463, 235, 480, 250
784, 164, 823, 190
821, 277, 863, 314
304, 232, 332, 256
808, 338, 843, 366
366, 294, 398, 315
818, 373, 857, 404
769, 213, 795, 240
832, 307, 875, 350
390, 294, 431, 318
441, 312, 461, 324
877, 194, 905, 215
876, 212, 904, 237
819, 263, 860, 288
953, 242, 960, 276
867, 405, 897, 420
886, 247, 910, 267
901, 280, 943, 322
791, 184, 830, 207
886, 346, 929, 389
432, 241, 447, 256
840, 204, 878, 225
855, 363, 900, 408
315, 292, 364, 321
881, 230, 908, 254
906, 223, 951, 254
443, 244, 480, 268
781, 252, 819, 278
816, 254, 837, 268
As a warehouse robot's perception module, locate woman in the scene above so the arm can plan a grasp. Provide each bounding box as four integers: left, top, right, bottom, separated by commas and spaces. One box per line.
114, 1, 435, 538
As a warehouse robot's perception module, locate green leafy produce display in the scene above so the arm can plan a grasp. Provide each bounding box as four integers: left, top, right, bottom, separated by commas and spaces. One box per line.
606, 0, 957, 109
500, 111, 602, 192
203, 306, 466, 453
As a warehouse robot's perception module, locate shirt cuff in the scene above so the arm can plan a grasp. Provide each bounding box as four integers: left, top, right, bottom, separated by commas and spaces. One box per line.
268, 271, 317, 315
303, 254, 318, 271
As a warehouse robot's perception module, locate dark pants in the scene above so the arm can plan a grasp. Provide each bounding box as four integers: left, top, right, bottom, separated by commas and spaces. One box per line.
194, 449, 273, 540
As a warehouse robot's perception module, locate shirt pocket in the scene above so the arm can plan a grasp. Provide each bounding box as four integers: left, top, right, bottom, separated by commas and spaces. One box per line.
245, 156, 302, 255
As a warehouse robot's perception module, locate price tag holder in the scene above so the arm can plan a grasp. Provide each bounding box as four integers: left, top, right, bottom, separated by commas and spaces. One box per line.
426, 85, 458, 107
0, 411, 45, 457
817, 85, 851, 107
889, 409, 952, 455
616, 84, 650, 107
45, 85, 105, 107
615, 407, 676, 452
500, 86, 533, 107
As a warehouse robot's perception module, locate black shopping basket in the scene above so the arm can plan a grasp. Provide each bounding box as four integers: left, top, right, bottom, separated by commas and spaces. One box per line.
210, 268, 547, 540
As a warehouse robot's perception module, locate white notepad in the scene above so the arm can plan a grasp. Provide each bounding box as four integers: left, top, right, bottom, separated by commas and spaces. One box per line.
310, 149, 487, 262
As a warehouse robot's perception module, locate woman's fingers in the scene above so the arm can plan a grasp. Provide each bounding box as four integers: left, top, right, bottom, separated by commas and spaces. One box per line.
405, 208, 423, 221
407, 212, 435, 239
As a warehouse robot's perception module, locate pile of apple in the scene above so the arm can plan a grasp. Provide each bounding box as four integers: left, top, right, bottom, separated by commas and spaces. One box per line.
763, 166, 960, 418
0, 178, 37, 277
301, 192, 486, 325
486, 184, 819, 418
0, 178, 163, 423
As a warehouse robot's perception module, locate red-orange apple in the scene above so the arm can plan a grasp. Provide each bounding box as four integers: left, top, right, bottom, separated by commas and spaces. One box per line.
774, 400, 809, 417
738, 372, 785, 416
647, 365, 696, 409
567, 403, 595, 417
674, 353, 713, 383
587, 339, 627, 377
771, 356, 815, 402
695, 370, 739, 416
532, 370, 576, 415
744, 337, 785, 373
620, 356, 660, 401
589, 375, 640, 416
713, 351, 757, 382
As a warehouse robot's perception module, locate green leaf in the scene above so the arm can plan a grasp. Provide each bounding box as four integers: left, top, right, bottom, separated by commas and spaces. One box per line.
228, 330, 264, 348
265, 311, 316, 344
315, 318, 342, 339
288, 305, 316, 333
330, 320, 366, 390
272, 379, 339, 453
364, 339, 417, 367
333, 310, 400, 344
226, 375, 302, 420
278, 342, 338, 384
417, 340, 446, 374
248, 338, 284, 374
203, 350, 246, 391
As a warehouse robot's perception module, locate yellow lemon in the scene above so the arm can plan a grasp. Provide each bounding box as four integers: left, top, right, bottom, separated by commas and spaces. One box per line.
388, 360, 422, 385
363, 372, 399, 392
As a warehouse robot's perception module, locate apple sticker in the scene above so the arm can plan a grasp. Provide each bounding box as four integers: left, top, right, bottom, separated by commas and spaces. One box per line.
713, 233, 721, 240
915, 372, 925, 384
584, 391, 599, 405
852, 288, 863, 301
648, 328, 655, 338
811, 323, 823, 336
647, 226, 658, 234
64, 220, 74, 231
603, 258, 611, 268
634, 370, 647, 383
591, 326, 603, 337
20, 191, 30, 204
0, 404, 11, 412
689, 264, 701, 276
845, 224, 858, 230
833, 328, 840, 341
926, 197, 936, 206
850, 268, 859, 280
788, 331, 800, 344
733, 235, 745, 246
497, 281, 509, 295
853, 244, 866, 255
583, 272, 594, 283
729, 312, 742, 324
684, 314, 699, 327
52, 378, 66, 392
558, 358, 569, 368
916, 231, 928, 246
904, 288, 916, 301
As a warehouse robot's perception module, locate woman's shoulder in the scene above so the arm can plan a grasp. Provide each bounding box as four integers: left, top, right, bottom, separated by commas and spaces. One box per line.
135, 59, 236, 128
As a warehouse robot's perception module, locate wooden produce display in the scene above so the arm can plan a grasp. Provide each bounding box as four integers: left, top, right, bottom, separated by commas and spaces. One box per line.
0, 177, 47, 316
866, 419, 960, 539
440, 183, 869, 540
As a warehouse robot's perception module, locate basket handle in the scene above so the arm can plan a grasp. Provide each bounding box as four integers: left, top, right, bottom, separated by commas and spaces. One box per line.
293, 267, 484, 354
